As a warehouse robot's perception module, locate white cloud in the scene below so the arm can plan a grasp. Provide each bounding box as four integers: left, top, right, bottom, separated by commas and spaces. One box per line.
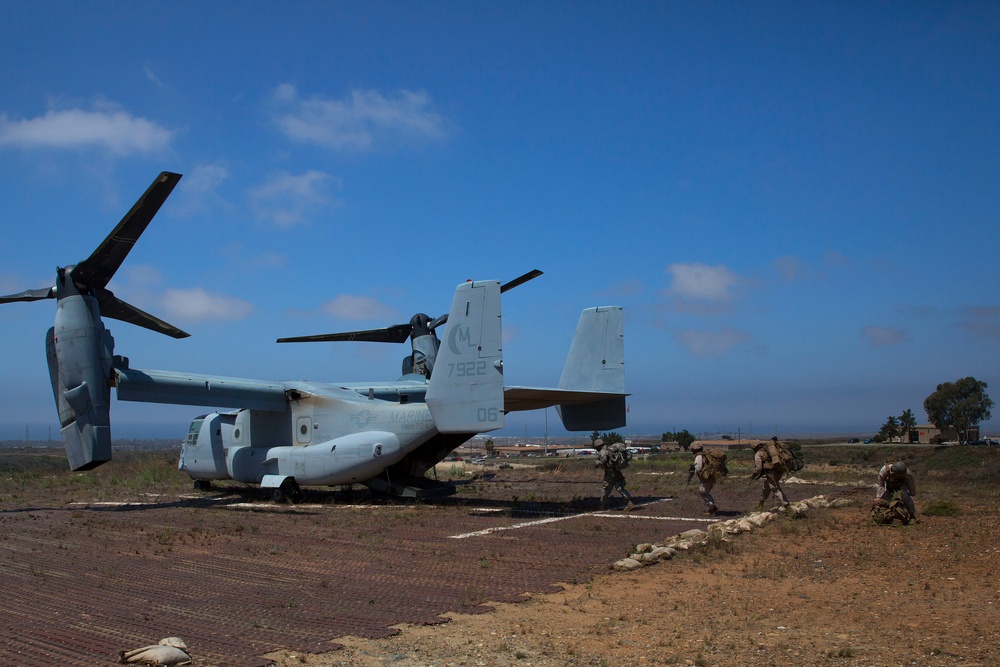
861, 326, 907, 347
271, 84, 452, 152
665, 262, 742, 314
186, 163, 230, 193
159, 288, 253, 322
322, 295, 395, 321
0, 104, 173, 155
249, 171, 338, 228
674, 327, 750, 357
172, 162, 231, 217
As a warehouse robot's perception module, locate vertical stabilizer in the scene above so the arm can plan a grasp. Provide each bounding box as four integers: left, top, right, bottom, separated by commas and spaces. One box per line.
557, 306, 625, 430
426, 281, 504, 433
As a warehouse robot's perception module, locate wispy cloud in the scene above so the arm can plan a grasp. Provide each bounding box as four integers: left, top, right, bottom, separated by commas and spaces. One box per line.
674, 327, 750, 357
665, 262, 742, 314
270, 84, 452, 152
0, 102, 173, 155
249, 170, 339, 228
173, 162, 231, 216
824, 250, 850, 267
322, 295, 395, 321
772, 256, 804, 282
955, 306, 1000, 342
861, 325, 907, 347
111, 266, 252, 324
144, 65, 167, 89
159, 287, 253, 322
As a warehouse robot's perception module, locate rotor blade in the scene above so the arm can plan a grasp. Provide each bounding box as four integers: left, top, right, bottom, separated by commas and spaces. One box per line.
501, 269, 543, 293
71, 172, 183, 289
93, 288, 190, 339
428, 313, 449, 330
0, 287, 56, 303
278, 323, 412, 344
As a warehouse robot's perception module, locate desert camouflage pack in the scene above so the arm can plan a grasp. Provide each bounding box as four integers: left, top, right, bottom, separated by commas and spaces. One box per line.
608, 442, 631, 469
764, 440, 804, 473
699, 448, 728, 480
871, 497, 911, 525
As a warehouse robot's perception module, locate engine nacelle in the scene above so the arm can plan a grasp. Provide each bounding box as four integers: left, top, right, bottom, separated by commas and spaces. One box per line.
260, 431, 402, 487
47, 289, 115, 471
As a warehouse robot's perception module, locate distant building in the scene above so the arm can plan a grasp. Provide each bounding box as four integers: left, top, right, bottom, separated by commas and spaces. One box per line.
911, 424, 979, 444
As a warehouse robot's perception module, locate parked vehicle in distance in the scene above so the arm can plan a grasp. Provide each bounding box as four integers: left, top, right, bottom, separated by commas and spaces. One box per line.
848, 438, 860, 443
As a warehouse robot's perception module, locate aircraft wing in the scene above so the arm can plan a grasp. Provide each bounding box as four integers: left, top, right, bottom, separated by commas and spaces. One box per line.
503, 386, 627, 412
114, 367, 289, 411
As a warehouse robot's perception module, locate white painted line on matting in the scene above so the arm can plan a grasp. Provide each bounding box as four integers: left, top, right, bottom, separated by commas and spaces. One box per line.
448, 498, 708, 539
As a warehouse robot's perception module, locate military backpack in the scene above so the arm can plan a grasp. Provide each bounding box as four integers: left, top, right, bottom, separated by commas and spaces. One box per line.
699, 448, 728, 480
871, 497, 910, 525
764, 440, 803, 473
609, 444, 631, 469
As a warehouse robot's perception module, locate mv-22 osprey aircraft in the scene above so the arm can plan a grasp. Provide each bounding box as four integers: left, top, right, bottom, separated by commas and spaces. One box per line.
1, 172, 626, 501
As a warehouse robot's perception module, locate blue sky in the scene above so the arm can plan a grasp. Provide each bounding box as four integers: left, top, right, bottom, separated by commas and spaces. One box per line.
1, 2, 998, 440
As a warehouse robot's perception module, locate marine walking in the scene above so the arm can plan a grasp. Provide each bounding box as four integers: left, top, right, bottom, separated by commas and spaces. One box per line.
595, 439, 635, 510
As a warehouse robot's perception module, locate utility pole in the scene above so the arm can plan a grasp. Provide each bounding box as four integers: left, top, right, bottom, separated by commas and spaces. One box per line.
543, 409, 548, 456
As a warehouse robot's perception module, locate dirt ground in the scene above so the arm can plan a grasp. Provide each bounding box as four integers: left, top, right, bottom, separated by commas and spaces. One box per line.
3, 445, 998, 667
266, 461, 1000, 667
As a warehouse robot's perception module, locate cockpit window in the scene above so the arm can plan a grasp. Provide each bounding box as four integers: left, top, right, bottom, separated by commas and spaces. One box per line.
184, 419, 203, 447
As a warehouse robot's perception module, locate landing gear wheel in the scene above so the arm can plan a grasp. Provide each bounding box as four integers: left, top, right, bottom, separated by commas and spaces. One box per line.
193, 479, 212, 492
273, 479, 302, 504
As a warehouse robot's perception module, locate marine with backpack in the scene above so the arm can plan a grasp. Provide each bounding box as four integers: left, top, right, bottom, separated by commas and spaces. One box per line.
690, 443, 720, 515
751, 438, 792, 510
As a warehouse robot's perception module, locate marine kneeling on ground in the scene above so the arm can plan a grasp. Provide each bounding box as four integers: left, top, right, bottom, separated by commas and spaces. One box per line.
750, 436, 792, 511
872, 460, 918, 525
595, 439, 635, 510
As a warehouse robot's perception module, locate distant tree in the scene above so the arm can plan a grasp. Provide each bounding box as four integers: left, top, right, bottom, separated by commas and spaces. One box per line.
600, 431, 625, 445
662, 429, 695, 451
924, 377, 994, 444
484, 438, 494, 457
898, 409, 916, 441
590, 430, 601, 444
877, 415, 900, 443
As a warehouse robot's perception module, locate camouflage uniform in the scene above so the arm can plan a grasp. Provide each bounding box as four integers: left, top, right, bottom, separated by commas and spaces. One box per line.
691, 444, 717, 515
752, 441, 790, 510
876, 461, 917, 520
596, 440, 633, 510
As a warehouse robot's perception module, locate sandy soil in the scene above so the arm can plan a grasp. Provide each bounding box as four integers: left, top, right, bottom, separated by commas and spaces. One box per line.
268, 497, 1000, 667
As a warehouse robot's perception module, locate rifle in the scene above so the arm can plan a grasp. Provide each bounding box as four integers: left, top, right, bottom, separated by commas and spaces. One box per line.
685, 463, 695, 487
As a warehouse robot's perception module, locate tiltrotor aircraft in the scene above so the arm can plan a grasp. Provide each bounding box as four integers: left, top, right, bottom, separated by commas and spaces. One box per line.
1, 172, 626, 500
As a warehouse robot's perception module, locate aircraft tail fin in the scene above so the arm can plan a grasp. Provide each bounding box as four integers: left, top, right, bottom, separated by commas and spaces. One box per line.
426, 280, 504, 433
556, 306, 626, 431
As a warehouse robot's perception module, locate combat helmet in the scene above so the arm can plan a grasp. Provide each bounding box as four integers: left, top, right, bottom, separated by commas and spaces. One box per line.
690, 443, 703, 452
752, 441, 766, 451
891, 461, 907, 475
594, 438, 605, 449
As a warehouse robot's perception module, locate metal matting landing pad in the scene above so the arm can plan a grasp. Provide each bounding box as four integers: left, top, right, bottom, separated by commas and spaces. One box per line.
0, 482, 858, 666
